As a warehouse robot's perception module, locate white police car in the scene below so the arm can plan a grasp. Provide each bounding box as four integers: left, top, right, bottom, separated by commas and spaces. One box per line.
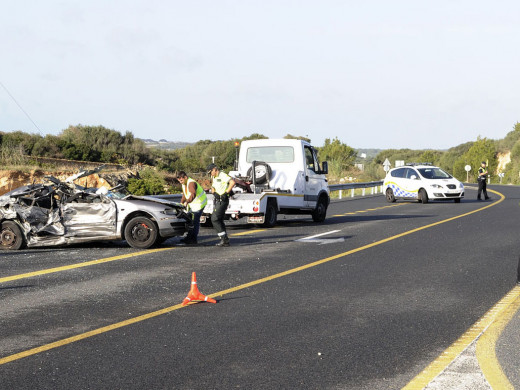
383, 163, 464, 203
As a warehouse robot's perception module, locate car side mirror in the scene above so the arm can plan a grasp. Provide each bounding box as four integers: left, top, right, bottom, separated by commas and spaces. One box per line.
410, 175, 417, 180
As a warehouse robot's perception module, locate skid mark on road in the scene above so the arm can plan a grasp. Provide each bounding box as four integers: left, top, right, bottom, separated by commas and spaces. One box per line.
0, 189, 509, 380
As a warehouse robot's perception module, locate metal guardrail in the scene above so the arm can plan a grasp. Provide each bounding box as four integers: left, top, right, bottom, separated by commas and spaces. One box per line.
329, 181, 384, 199
155, 180, 384, 201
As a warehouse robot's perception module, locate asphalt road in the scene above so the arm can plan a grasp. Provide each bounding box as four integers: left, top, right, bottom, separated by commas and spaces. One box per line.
0, 185, 519, 389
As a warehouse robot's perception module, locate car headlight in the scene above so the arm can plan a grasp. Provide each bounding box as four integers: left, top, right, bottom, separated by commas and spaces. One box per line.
459, 183, 464, 189
430, 184, 443, 189
160, 208, 177, 215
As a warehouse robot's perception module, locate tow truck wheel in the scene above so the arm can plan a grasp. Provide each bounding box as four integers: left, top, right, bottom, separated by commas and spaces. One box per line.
262, 200, 278, 227
124, 216, 158, 249
0, 221, 25, 250
312, 196, 328, 222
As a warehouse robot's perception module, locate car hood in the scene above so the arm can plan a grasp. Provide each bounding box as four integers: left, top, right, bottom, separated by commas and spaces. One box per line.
123, 195, 184, 209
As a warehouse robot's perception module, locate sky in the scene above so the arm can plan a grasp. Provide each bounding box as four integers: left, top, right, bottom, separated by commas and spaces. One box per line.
1, 1, 519, 150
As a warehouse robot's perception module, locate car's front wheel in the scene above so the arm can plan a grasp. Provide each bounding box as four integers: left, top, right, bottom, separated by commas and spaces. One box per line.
124, 216, 158, 249
0, 220, 25, 250
419, 189, 429, 204
385, 188, 396, 203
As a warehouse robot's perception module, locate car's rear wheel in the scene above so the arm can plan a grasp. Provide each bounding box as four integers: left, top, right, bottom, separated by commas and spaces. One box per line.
419, 189, 429, 204
0, 220, 25, 250
124, 216, 158, 249
385, 188, 396, 203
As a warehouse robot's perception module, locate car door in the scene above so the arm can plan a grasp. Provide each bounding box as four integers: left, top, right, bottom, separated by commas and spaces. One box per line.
404, 168, 421, 197
303, 145, 326, 207
61, 193, 117, 238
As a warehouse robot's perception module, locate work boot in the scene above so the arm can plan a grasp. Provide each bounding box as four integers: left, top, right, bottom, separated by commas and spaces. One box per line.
216, 234, 230, 247
179, 237, 197, 246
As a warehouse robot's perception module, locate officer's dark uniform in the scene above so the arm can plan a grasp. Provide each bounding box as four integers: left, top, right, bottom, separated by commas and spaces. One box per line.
477, 162, 490, 200
207, 164, 235, 246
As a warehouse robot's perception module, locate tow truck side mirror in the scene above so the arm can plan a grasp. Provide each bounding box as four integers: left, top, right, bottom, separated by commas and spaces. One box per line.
320, 161, 328, 175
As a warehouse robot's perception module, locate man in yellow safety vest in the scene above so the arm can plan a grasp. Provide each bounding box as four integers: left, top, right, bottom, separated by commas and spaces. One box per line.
178, 171, 207, 245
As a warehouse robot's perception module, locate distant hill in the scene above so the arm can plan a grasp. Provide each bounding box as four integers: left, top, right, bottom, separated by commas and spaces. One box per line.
141, 139, 193, 150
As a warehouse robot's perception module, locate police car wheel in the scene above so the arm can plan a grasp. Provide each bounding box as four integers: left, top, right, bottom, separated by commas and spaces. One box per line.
419, 189, 429, 204
385, 188, 396, 203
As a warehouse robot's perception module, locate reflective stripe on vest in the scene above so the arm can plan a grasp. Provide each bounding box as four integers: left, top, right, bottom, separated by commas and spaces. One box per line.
182, 178, 207, 211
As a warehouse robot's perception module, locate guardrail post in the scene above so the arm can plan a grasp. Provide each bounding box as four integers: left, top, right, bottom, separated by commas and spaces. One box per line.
351, 189, 355, 198
362, 188, 366, 196
339, 190, 342, 199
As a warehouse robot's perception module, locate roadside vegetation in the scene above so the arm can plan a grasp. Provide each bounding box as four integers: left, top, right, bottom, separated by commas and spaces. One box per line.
1, 122, 520, 194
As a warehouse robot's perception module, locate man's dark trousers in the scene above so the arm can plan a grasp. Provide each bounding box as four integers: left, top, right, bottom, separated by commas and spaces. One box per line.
477, 179, 488, 200
211, 197, 229, 234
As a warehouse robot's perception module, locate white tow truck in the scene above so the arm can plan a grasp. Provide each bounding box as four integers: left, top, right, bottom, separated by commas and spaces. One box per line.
201, 138, 330, 227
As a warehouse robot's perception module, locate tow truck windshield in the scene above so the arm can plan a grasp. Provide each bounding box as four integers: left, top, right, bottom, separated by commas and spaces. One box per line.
245, 146, 295, 163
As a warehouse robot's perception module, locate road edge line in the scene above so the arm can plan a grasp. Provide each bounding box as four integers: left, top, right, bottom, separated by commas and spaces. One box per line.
476, 285, 520, 390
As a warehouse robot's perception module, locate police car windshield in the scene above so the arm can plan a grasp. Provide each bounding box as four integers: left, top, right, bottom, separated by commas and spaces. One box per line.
417, 167, 452, 179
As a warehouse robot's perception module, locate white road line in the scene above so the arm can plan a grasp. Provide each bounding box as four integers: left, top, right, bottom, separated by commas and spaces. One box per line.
298, 230, 341, 240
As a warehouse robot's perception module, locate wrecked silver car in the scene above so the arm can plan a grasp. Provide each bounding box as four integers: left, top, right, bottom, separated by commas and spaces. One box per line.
0, 168, 191, 250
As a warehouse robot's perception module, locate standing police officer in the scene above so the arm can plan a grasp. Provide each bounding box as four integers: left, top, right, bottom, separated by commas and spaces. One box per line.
178, 171, 207, 245
477, 161, 490, 201
207, 163, 235, 247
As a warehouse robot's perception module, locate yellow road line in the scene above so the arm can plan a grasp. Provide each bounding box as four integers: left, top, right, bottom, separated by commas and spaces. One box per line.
0, 231, 263, 284
0, 247, 175, 284
333, 202, 407, 217
0, 302, 186, 365
476, 286, 520, 390
403, 189, 510, 389
231, 229, 266, 236
403, 285, 520, 390
0, 190, 505, 366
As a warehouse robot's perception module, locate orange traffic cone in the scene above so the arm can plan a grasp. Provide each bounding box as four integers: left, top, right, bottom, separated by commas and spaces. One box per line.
182, 272, 217, 306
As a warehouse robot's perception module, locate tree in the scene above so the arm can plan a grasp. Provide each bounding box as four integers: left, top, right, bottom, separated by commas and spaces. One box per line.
127, 168, 165, 195
318, 137, 356, 176
419, 150, 438, 165
453, 137, 496, 182
284, 134, 311, 143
